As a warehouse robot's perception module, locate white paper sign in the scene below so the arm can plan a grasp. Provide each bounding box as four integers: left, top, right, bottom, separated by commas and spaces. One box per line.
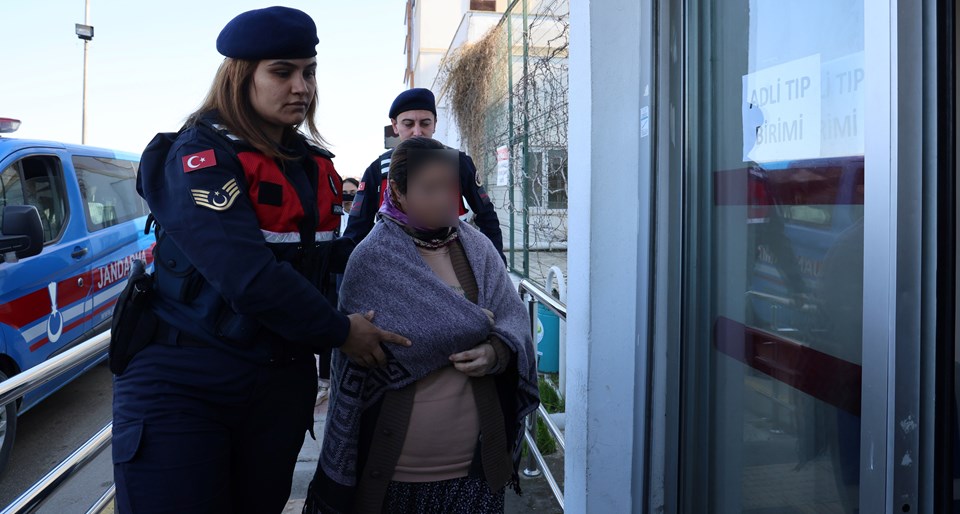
742, 54, 822, 163
496, 145, 510, 186
820, 51, 865, 158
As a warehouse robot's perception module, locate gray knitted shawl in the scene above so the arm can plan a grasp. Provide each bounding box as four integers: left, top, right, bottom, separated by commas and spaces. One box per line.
318, 219, 539, 490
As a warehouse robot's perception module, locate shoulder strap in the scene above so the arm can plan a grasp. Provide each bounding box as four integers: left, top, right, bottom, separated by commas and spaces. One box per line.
448, 239, 478, 304
378, 150, 392, 177
196, 119, 250, 150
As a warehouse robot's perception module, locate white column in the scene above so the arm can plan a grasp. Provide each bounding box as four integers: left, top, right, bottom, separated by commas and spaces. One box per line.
565, 0, 650, 512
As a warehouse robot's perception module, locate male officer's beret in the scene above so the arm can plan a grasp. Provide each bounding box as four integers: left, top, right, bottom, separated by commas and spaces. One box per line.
217, 6, 319, 60
389, 88, 437, 119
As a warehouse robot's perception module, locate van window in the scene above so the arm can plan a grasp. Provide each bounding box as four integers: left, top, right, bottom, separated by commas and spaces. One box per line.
783, 205, 832, 226
73, 156, 147, 232
0, 156, 69, 243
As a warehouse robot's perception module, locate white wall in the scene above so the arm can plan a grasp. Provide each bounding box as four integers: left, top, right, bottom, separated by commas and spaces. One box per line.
410, 0, 468, 88
417, 0, 465, 50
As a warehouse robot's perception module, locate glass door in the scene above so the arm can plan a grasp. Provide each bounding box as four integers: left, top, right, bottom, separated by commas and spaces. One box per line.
679, 1, 871, 512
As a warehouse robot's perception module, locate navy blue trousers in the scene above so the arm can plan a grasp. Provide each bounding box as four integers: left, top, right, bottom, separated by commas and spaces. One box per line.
112, 340, 317, 514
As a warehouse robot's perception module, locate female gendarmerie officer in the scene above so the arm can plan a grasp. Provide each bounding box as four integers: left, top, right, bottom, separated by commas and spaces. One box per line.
111, 7, 410, 514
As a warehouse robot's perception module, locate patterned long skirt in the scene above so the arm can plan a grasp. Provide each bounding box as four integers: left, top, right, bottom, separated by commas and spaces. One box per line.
381, 477, 505, 514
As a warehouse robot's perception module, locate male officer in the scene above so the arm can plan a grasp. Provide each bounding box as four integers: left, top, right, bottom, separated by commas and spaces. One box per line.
344, 88, 505, 261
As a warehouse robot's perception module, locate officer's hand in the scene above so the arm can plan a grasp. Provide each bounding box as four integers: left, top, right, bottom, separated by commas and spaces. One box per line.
342, 311, 411, 368
450, 342, 497, 377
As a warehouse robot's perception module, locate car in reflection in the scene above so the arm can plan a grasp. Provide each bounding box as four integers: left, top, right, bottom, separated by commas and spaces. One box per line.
737, 156, 865, 338
711, 155, 865, 492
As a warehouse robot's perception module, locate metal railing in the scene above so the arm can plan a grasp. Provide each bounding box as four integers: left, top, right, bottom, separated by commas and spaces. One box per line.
0, 331, 115, 514
0, 284, 567, 512
518, 279, 565, 510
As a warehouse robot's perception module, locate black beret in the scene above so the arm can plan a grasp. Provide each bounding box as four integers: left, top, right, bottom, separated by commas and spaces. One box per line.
217, 6, 319, 60
389, 88, 437, 119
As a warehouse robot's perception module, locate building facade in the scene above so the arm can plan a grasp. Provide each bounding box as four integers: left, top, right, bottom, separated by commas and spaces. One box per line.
568, 0, 956, 513
403, 0, 958, 511
407, 0, 571, 281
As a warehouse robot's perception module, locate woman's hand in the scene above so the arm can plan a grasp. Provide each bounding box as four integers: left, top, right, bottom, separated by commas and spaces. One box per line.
450, 342, 497, 377
481, 308, 496, 328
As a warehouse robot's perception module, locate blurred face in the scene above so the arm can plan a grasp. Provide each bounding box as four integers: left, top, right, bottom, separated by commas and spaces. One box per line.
392, 160, 459, 230
391, 110, 436, 141
342, 181, 358, 213
249, 58, 317, 139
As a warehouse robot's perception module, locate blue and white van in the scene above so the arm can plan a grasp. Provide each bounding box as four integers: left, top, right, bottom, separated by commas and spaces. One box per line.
0, 118, 154, 473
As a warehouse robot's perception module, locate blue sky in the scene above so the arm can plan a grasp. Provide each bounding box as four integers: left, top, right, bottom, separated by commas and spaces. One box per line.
0, 1, 408, 178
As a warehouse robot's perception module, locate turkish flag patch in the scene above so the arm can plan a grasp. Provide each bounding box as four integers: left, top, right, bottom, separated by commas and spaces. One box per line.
182, 149, 217, 173
358, 181, 366, 192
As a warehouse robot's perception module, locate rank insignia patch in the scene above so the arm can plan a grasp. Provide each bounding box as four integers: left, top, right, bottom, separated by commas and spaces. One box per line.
191, 178, 242, 211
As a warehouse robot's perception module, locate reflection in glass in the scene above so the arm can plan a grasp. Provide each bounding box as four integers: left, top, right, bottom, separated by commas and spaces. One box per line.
682, 1, 866, 512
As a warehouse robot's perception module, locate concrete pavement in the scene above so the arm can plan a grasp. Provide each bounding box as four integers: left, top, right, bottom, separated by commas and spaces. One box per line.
284, 392, 563, 513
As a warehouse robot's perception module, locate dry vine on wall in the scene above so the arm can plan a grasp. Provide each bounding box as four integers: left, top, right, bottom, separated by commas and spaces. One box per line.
439, 1, 570, 283
440, 25, 505, 159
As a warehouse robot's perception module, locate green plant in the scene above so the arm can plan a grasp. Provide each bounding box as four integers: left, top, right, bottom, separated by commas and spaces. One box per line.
522, 376, 563, 456
521, 419, 558, 458
538, 376, 565, 413
536, 418, 557, 455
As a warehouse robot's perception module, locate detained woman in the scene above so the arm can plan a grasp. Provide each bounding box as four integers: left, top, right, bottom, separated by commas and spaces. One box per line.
305, 137, 539, 514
